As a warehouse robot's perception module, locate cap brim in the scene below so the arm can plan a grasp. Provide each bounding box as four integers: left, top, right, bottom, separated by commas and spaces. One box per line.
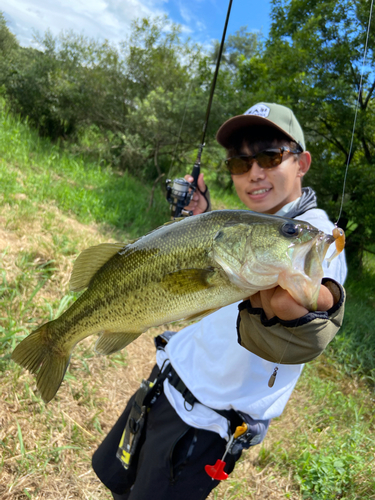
216, 114, 298, 149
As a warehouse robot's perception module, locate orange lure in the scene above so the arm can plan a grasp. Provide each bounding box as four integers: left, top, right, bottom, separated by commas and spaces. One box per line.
326, 227, 345, 263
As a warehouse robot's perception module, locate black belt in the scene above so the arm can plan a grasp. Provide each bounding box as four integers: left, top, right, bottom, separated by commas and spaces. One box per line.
164, 364, 242, 431
166, 364, 198, 408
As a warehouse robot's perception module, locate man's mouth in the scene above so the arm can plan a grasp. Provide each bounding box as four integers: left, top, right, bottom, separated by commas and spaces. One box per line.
249, 188, 271, 195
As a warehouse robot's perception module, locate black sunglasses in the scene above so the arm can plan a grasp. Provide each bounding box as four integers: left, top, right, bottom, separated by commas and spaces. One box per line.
225, 147, 302, 175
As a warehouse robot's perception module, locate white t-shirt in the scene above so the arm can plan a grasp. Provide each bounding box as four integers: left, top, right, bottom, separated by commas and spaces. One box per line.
156, 208, 347, 439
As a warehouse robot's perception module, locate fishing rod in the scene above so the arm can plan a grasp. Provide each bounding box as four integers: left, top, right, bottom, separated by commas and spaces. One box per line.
166, 0, 233, 218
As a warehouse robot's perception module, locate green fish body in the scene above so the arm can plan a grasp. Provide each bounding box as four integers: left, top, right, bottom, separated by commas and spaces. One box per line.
12, 210, 334, 402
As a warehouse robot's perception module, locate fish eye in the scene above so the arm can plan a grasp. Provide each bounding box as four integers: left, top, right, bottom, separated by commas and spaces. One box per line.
280, 222, 300, 238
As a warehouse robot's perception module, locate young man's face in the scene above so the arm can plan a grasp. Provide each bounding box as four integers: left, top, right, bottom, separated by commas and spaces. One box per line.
230, 141, 311, 214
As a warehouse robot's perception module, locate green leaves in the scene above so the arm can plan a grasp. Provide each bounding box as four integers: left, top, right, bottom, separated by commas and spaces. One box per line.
1, 3, 374, 266
250, 0, 375, 267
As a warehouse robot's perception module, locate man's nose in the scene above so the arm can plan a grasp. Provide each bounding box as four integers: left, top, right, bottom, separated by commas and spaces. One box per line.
247, 161, 266, 181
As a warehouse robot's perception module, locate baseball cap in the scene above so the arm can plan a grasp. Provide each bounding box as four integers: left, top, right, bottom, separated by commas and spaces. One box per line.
216, 102, 306, 151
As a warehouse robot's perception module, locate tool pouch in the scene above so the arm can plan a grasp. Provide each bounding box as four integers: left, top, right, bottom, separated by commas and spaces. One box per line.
116, 379, 154, 470
230, 413, 270, 455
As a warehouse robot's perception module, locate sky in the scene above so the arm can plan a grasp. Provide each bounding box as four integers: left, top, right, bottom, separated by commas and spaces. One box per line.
1, 0, 272, 49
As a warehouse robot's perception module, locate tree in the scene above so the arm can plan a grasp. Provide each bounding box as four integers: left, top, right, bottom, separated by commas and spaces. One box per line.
0, 12, 18, 56
113, 16, 209, 178
239, 0, 375, 266
0, 14, 263, 186
0, 12, 20, 97
2, 28, 129, 140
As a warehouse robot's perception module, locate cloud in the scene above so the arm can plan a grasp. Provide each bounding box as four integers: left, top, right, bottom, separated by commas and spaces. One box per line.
177, 1, 207, 35
179, 4, 192, 23
1, 0, 169, 47
196, 20, 206, 32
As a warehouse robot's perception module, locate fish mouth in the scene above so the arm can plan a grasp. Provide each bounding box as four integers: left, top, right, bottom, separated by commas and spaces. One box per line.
304, 233, 335, 276
278, 232, 335, 311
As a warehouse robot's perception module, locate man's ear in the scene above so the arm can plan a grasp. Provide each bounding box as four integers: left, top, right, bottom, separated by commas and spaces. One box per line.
297, 151, 311, 178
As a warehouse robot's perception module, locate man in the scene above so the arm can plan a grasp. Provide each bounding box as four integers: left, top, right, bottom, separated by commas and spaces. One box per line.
92, 103, 347, 500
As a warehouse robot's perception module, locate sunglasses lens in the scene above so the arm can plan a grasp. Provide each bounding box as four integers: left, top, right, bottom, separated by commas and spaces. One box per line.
256, 151, 283, 168
226, 150, 285, 175
227, 157, 251, 175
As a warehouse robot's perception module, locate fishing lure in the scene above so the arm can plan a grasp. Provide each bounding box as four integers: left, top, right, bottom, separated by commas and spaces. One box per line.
326, 226, 346, 264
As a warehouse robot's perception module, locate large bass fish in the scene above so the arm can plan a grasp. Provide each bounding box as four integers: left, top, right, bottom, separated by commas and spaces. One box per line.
12, 210, 341, 402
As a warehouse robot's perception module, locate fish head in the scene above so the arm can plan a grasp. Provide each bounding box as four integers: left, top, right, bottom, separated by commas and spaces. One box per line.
275, 221, 335, 310
213, 215, 335, 311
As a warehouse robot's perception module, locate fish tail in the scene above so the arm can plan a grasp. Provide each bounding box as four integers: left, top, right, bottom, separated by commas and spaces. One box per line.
12, 322, 71, 403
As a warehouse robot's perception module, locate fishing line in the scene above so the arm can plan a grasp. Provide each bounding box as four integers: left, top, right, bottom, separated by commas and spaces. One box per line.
336, 0, 374, 224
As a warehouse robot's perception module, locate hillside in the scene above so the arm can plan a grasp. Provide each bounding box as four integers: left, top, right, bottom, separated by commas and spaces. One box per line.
0, 107, 374, 499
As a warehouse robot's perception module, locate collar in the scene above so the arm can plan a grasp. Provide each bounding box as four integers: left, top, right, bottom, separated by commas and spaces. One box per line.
278, 187, 318, 219
275, 198, 301, 217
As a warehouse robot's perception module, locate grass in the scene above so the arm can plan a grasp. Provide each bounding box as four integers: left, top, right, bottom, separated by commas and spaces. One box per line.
326, 252, 375, 385
0, 203, 132, 499
257, 360, 375, 500
0, 100, 169, 238
0, 103, 374, 499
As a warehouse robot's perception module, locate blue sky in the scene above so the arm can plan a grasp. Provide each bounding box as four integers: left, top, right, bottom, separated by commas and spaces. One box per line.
2, 0, 272, 49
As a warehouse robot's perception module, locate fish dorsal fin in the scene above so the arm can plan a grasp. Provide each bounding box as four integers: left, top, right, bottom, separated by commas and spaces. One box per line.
70, 242, 126, 292
70, 219, 186, 292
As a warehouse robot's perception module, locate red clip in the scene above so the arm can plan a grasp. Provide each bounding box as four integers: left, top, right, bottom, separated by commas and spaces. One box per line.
204, 459, 228, 481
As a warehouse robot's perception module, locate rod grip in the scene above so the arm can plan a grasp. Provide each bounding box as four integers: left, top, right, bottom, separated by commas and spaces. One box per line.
190, 163, 200, 188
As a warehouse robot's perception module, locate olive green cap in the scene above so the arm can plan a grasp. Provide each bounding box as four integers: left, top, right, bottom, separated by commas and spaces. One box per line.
216, 102, 306, 151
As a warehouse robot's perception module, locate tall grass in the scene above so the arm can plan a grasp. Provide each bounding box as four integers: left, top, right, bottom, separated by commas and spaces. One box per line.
0, 101, 169, 238
259, 360, 375, 500
326, 252, 375, 385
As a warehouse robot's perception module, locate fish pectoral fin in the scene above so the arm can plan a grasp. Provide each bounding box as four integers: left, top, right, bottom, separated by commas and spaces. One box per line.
70, 242, 126, 292
95, 331, 142, 355
160, 268, 218, 295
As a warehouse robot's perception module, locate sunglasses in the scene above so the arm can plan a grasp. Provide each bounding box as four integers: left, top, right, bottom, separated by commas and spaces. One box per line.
225, 147, 302, 175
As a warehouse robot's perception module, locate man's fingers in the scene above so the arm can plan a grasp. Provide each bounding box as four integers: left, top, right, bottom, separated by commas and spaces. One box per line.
269, 287, 308, 320
316, 285, 335, 311
183, 173, 207, 215
247, 284, 335, 322
197, 173, 206, 193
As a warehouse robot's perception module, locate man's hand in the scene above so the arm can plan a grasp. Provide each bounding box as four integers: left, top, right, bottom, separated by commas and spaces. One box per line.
183, 173, 208, 215
249, 284, 335, 321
